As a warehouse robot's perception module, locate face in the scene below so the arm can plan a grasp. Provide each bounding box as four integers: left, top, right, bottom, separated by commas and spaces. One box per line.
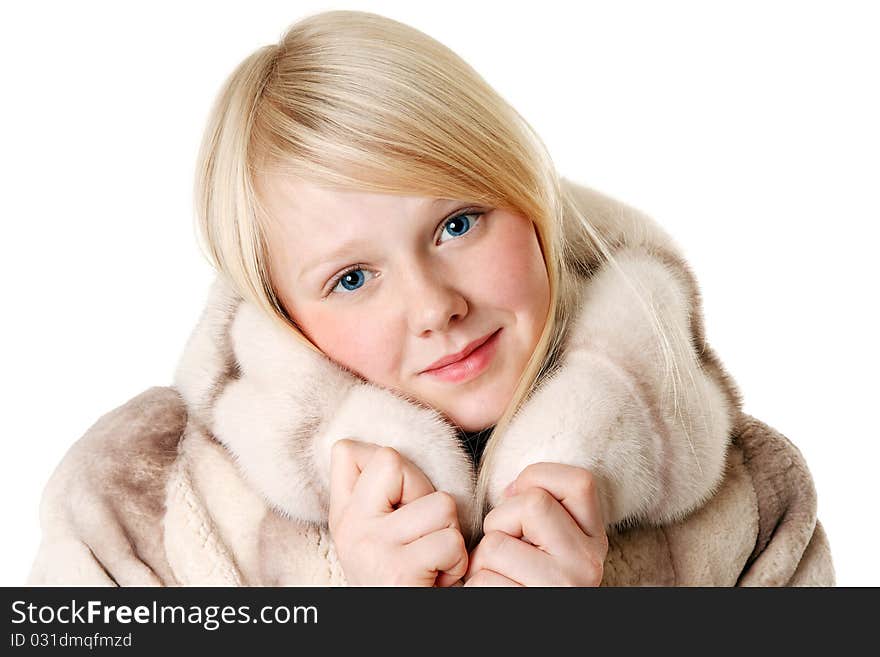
256, 174, 551, 432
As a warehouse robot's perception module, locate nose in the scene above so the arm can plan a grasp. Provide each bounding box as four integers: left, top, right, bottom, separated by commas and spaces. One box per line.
403, 261, 468, 337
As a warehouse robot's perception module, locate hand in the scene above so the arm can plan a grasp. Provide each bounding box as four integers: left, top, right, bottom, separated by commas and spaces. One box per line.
463, 463, 609, 587
328, 439, 469, 586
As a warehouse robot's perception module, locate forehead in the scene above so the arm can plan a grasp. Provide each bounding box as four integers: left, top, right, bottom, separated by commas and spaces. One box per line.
258, 173, 464, 254
256, 173, 465, 285
259, 173, 454, 231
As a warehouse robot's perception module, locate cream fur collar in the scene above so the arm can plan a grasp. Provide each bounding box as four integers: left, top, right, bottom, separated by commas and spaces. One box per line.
172, 187, 736, 539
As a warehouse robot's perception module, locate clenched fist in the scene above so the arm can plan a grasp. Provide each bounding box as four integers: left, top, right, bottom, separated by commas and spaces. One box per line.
464, 462, 609, 586
328, 439, 469, 586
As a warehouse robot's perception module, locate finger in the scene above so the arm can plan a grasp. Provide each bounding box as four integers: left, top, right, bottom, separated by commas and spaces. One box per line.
483, 487, 584, 557
464, 530, 556, 587
509, 463, 606, 537
329, 439, 381, 516
350, 445, 435, 517
464, 569, 523, 587
386, 490, 461, 545
435, 571, 463, 588
404, 526, 468, 586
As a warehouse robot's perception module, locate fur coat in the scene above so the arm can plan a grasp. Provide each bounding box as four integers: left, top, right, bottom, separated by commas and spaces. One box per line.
28, 180, 835, 586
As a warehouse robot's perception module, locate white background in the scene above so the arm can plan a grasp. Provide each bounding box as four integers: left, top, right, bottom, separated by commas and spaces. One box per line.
2, 1, 877, 586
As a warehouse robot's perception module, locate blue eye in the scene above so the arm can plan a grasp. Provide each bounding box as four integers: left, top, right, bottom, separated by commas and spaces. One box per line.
331, 266, 374, 294
438, 212, 481, 243
327, 210, 485, 296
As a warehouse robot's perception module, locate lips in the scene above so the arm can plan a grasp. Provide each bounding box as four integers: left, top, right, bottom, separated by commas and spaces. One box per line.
421, 330, 498, 373
419, 329, 502, 384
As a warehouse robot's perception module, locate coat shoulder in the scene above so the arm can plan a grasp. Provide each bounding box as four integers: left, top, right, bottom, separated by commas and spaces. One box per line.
30, 386, 189, 585
40, 385, 188, 515
731, 413, 835, 585
75, 386, 188, 453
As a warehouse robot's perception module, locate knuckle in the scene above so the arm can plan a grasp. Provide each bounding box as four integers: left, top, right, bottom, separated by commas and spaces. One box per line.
328, 517, 344, 545
523, 487, 554, 514
432, 491, 458, 519
564, 574, 581, 587
575, 469, 597, 496
330, 438, 354, 461
467, 571, 486, 587
483, 530, 508, 554
582, 552, 605, 584
374, 446, 404, 470
481, 508, 498, 533
442, 527, 467, 558
518, 462, 539, 481
328, 506, 348, 539
450, 527, 466, 551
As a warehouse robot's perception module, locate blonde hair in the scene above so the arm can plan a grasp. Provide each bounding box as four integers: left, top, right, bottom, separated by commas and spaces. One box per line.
193, 9, 660, 546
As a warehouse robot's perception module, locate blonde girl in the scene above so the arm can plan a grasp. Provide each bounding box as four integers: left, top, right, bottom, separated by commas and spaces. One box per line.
29, 10, 832, 586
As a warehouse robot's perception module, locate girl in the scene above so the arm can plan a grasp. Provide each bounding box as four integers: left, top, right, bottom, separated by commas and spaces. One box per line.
29, 10, 833, 586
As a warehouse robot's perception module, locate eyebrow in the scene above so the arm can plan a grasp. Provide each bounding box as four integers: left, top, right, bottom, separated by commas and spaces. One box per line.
297, 198, 463, 285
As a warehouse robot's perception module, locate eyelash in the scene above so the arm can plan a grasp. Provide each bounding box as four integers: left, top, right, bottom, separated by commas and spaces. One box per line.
325, 209, 486, 297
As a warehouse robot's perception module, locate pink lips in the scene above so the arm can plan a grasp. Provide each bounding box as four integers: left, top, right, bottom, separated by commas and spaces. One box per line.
420, 329, 502, 384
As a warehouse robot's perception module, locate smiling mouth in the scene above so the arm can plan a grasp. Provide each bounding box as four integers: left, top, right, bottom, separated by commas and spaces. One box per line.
421, 330, 498, 373
419, 328, 502, 384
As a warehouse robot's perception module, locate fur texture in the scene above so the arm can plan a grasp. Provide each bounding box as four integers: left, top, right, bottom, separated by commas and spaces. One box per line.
27, 179, 834, 586
172, 179, 737, 540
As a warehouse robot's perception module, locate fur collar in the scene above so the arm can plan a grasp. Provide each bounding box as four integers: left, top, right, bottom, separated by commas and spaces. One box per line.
172, 184, 736, 540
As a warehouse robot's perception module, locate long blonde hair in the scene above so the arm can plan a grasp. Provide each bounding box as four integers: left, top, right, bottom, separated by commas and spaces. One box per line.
193, 9, 637, 545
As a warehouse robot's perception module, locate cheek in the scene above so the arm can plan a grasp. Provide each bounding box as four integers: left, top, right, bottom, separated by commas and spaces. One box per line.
474, 215, 549, 316
299, 306, 397, 382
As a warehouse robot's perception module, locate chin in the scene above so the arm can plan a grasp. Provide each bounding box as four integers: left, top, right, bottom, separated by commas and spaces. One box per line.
409, 383, 507, 432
